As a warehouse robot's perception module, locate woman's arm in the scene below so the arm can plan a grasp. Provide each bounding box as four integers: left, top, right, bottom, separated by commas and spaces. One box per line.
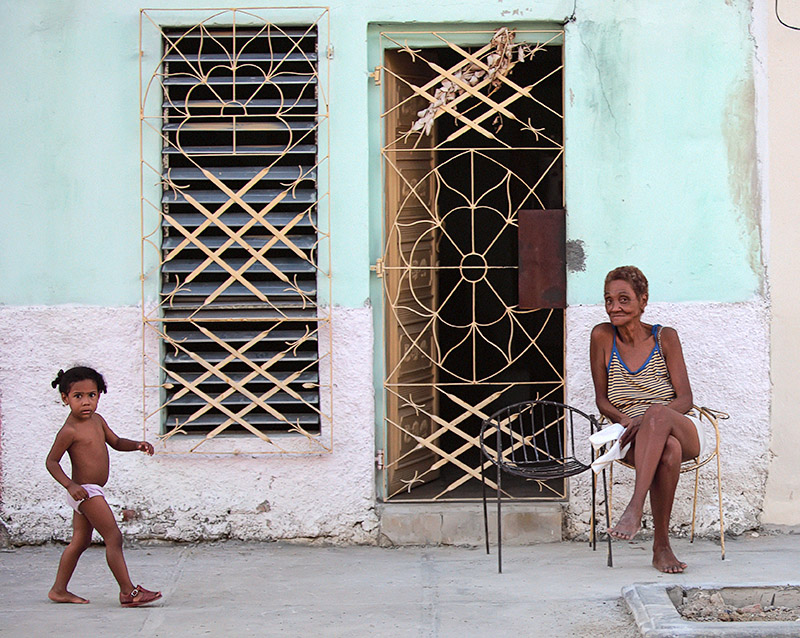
590, 324, 633, 426
659, 326, 694, 414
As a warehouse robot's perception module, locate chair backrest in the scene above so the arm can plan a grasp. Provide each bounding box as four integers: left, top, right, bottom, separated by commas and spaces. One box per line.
479, 400, 598, 480
680, 406, 727, 473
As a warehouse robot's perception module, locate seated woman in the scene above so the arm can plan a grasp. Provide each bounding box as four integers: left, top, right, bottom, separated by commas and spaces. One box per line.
589, 265, 707, 573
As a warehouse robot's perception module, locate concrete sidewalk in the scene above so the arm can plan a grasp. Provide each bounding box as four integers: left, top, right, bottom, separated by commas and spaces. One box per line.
1, 534, 798, 637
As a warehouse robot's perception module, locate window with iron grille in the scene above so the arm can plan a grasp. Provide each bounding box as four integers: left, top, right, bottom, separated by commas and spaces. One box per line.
140, 11, 331, 454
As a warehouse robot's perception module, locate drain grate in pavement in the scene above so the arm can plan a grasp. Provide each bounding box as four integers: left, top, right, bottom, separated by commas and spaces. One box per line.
623, 583, 800, 637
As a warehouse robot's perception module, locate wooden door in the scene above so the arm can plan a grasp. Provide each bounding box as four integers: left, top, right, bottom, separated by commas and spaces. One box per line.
382, 50, 440, 495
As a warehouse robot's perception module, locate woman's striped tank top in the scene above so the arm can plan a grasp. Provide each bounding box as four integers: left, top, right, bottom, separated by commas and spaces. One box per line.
607, 324, 675, 418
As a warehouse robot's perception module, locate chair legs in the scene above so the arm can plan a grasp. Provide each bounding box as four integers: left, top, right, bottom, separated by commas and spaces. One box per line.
481, 462, 503, 573
482, 469, 613, 573
690, 468, 698, 542
590, 468, 614, 567
589, 444, 614, 566
479, 463, 504, 573
601, 469, 613, 567
497, 463, 503, 573
482, 463, 490, 555
717, 451, 726, 560
591, 468, 597, 551
690, 464, 725, 560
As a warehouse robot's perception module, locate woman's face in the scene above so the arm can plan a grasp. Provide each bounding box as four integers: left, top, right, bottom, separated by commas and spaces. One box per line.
604, 279, 647, 326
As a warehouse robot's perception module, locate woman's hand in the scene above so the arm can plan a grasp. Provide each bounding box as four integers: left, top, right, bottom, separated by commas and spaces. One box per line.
619, 416, 642, 448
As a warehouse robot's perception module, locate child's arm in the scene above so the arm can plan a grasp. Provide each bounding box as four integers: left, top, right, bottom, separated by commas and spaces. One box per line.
45, 427, 89, 501
100, 416, 155, 456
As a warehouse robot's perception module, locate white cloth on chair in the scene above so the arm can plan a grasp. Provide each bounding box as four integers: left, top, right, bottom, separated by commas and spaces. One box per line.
589, 423, 631, 474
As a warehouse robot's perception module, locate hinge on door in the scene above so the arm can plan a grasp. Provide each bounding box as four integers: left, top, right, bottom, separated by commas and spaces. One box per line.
326, 43, 334, 60
370, 65, 382, 86
375, 449, 385, 471
370, 258, 384, 278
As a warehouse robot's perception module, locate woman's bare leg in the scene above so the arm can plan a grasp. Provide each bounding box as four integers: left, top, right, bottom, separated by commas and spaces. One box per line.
649, 436, 687, 572
49, 511, 93, 603
609, 405, 700, 540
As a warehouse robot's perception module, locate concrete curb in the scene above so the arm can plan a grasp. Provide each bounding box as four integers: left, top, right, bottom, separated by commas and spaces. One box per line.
623, 582, 800, 637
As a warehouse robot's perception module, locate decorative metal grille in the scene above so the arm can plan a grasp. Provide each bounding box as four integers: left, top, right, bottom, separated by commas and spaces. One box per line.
379, 28, 565, 499
140, 8, 331, 454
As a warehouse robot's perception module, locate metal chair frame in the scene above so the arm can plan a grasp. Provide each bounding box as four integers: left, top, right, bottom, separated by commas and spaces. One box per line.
606, 405, 727, 559
479, 399, 612, 573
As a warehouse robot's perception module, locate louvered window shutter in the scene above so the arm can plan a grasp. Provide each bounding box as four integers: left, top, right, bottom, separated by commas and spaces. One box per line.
158, 25, 323, 437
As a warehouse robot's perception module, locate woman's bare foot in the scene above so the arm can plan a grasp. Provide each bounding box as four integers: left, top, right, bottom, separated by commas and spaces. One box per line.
48, 588, 89, 604
607, 505, 642, 540
652, 545, 687, 573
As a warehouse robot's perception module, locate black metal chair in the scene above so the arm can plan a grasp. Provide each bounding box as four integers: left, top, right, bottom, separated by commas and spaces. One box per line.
479, 399, 612, 572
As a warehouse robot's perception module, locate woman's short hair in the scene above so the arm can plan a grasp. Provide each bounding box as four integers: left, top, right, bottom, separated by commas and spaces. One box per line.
604, 266, 648, 299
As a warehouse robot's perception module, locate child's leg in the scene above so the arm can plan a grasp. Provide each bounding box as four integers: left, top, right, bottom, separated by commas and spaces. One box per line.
49, 510, 93, 603
78, 496, 136, 595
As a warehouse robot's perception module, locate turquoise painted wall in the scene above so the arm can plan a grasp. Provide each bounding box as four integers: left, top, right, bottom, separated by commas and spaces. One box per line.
1, 0, 760, 308
565, 1, 761, 304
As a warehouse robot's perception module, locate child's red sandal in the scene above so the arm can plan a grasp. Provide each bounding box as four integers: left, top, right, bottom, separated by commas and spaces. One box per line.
120, 586, 162, 608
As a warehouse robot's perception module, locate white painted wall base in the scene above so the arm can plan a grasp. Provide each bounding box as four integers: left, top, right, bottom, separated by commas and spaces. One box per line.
0, 300, 771, 545
0, 305, 379, 545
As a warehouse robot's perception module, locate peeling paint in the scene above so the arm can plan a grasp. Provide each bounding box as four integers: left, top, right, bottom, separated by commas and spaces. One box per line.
722, 74, 764, 291
566, 239, 586, 272
565, 2, 762, 305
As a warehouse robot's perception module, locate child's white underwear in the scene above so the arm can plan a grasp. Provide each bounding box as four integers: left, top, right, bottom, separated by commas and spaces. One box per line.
65, 483, 105, 514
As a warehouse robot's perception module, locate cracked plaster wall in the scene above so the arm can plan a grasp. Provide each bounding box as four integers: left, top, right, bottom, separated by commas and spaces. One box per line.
0, 305, 379, 545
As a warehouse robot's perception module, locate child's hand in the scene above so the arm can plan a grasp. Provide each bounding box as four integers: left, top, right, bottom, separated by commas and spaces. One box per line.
67, 482, 89, 502
137, 441, 155, 456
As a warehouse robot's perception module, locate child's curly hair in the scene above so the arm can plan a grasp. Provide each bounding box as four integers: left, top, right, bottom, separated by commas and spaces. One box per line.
52, 367, 108, 395
604, 265, 648, 300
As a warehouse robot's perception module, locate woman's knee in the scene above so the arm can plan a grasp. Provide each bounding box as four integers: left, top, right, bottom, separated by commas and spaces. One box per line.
659, 436, 682, 468
642, 404, 671, 430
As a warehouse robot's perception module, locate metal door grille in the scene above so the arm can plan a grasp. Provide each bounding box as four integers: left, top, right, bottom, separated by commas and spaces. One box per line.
380, 28, 566, 499
140, 8, 331, 454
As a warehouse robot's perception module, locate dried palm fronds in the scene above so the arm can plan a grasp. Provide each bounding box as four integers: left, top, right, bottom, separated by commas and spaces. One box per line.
410, 27, 542, 136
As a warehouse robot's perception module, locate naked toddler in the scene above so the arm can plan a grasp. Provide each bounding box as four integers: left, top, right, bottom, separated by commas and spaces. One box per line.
46, 366, 162, 606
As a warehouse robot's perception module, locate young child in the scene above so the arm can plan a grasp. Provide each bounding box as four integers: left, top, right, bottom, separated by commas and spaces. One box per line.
46, 366, 162, 607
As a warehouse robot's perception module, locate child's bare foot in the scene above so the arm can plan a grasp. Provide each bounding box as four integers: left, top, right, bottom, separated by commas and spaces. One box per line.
652, 545, 687, 573
48, 588, 89, 604
607, 505, 642, 540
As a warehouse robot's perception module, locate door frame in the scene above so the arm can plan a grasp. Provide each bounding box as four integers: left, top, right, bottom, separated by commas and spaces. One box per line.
367, 22, 567, 502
